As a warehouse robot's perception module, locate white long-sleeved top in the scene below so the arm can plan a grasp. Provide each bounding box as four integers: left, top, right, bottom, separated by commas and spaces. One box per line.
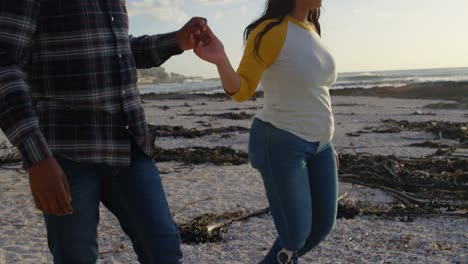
231, 15, 337, 142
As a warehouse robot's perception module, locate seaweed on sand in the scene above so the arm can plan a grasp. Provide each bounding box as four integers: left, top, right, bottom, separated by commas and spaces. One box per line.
179, 112, 254, 120
347, 119, 467, 144
381, 119, 467, 142
338, 153, 468, 212
408, 141, 452, 148
0, 142, 21, 166
154, 146, 248, 165
148, 125, 249, 138
169, 151, 467, 243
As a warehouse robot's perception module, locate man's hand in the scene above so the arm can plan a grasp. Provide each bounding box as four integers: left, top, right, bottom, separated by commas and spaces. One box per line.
176, 17, 208, 50
28, 157, 73, 216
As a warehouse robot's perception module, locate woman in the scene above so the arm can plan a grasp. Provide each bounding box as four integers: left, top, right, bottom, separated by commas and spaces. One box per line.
195, 0, 338, 263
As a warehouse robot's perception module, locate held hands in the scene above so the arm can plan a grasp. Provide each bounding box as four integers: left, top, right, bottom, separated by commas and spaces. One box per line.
194, 24, 240, 95
194, 25, 228, 66
28, 157, 73, 216
179, 17, 228, 66
176, 17, 209, 51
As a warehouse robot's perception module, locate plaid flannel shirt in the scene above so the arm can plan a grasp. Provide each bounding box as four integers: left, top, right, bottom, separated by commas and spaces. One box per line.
0, 0, 183, 168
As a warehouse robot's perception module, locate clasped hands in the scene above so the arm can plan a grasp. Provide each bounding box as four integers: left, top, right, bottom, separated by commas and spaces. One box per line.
176, 17, 212, 51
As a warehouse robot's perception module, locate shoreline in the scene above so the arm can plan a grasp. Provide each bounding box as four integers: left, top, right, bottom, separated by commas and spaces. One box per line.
141, 81, 468, 109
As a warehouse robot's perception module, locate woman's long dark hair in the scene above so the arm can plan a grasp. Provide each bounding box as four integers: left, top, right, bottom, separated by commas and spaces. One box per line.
244, 0, 321, 60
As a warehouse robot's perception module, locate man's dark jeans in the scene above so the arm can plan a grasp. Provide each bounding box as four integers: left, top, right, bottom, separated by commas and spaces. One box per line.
43, 142, 182, 264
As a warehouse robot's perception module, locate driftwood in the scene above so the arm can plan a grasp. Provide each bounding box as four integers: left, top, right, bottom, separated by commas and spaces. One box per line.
176, 150, 468, 244
338, 153, 468, 212
0, 141, 22, 166
152, 147, 467, 211
177, 208, 270, 244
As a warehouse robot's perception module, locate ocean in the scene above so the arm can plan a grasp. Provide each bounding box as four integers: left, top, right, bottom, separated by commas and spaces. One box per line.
138, 67, 468, 95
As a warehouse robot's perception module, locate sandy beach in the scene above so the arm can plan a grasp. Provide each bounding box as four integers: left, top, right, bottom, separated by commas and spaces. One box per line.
0, 86, 467, 263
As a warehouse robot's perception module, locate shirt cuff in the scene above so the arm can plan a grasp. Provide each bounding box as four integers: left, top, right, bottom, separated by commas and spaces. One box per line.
150, 31, 184, 58
16, 133, 53, 169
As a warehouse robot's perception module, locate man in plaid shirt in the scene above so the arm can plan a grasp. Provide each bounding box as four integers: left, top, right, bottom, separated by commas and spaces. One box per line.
0, 1, 207, 263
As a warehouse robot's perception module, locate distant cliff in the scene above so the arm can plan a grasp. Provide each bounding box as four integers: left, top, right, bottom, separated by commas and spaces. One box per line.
137, 67, 202, 84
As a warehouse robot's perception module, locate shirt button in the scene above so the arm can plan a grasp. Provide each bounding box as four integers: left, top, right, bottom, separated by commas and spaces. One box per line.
122, 90, 126, 95
118, 53, 122, 58
125, 125, 129, 129
111, 16, 115, 22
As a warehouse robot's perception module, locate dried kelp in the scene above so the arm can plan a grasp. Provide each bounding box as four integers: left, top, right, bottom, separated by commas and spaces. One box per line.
153, 102, 207, 110
423, 102, 468, 110
347, 119, 467, 144
409, 141, 452, 148
0, 143, 21, 166
359, 125, 404, 134
408, 111, 436, 116
0, 153, 22, 165
382, 119, 467, 142
154, 146, 248, 165
148, 125, 249, 138
338, 153, 468, 212
141, 92, 228, 101
178, 209, 269, 244
172, 151, 467, 243
180, 112, 254, 120
226, 106, 261, 111
152, 147, 467, 212
333, 103, 366, 107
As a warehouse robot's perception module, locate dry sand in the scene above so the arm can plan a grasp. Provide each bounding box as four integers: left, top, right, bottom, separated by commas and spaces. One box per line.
0, 95, 467, 263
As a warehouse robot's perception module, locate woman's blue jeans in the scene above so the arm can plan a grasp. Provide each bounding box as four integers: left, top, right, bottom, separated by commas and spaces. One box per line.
43, 141, 182, 264
249, 118, 338, 263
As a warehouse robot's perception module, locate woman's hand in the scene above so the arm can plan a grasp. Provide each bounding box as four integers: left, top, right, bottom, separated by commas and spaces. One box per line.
194, 26, 228, 66
194, 25, 241, 96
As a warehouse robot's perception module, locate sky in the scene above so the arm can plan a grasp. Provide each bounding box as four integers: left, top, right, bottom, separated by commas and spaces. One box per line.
127, 0, 468, 78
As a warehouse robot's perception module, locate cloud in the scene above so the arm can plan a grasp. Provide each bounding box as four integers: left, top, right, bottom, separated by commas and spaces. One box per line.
126, 0, 189, 24
125, 0, 249, 24
376, 12, 393, 18
214, 12, 224, 21
236, 5, 248, 16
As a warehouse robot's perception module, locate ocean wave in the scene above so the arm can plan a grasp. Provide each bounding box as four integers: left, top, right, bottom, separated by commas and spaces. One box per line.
138, 67, 468, 94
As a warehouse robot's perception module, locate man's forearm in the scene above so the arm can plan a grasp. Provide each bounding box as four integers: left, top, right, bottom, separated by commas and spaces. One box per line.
0, 66, 52, 169
130, 32, 183, 69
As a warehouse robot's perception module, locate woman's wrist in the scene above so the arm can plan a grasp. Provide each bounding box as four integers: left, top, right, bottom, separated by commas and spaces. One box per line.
215, 55, 240, 96
215, 53, 230, 68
